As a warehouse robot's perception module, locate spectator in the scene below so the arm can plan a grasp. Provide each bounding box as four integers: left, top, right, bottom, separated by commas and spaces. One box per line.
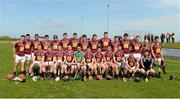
171, 33, 175, 43
166, 33, 170, 43
160, 33, 165, 43
151, 34, 154, 43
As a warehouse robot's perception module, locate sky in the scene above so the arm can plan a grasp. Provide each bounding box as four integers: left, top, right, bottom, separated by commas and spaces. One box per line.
0, 0, 180, 40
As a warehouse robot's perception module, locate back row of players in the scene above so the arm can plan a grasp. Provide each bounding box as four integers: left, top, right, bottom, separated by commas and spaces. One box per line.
13, 32, 165, 82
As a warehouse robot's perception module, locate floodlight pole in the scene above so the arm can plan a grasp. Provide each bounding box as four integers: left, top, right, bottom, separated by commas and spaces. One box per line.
81, 16, 84, 34
106, 3, 110, 32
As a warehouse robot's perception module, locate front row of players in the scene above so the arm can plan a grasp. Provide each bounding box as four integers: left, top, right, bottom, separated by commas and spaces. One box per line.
28, 44, 161, 82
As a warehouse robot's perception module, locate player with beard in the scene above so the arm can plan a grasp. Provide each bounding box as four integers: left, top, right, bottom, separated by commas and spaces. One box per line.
13, 35, 26, 76
51, 35, 60, 52
151, 36, 166, 77
70, 33, 79, 51
100, 32, 111, 52
131, 36, 142, 62
41, 35, 51, 52
61, 33, 69, 51
90, 34, 99, 53
120, 33, 131, 57
80, 34, 89, 52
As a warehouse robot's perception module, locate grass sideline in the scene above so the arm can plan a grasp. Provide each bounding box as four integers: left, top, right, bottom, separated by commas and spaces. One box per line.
0, 42, 180, 98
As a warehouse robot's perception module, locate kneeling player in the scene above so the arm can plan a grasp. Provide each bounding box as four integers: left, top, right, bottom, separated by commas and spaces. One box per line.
140, 50, 155, 82
29, 44, 44, 77
125, 54, 140, 78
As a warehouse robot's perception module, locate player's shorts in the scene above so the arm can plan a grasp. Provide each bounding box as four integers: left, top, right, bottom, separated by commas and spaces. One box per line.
44, 61, 54, 66
25, 54, 32, 61
31, 53, 34, 59
118, 62, 126, 69
34, 61, 42, 64
15, 55, 25, 63
86, 63, 93, 68
133, 53, 141, 62
124, 54, 130, 58
144, 67, 151, 71
66, 62, 76, 67
129, 66, 136, 71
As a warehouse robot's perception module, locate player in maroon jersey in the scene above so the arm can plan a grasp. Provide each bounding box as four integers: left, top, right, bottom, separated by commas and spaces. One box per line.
141, 39, 152, 55
41, 46, 55, 78
112, 36, 121, 52
51, 35, 60, 52
32, 34, 41, 57
113, 46, 126, 81
100, 32, 112, 52
131, 36, 142, 62
41, 35, 51, 52
120, 33, 131, 57
13, 35, 26, 76
94, 47, 104, 79
24, 34, 33, 75
61, 33, 69, 51
83, 47, 95, 80
151, 36, 165, 77
90, 34, 99, 53
64, 45, 76, 78
70, 33, 79, 51
103, 46, 114, 78
80, 34, 89, 52
29, 44, 44, 77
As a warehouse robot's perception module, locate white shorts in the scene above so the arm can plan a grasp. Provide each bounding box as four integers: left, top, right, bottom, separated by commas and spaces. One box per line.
86, 63, 93, 67
25, 54, 32, 61
15, 55, 25, 63
129, 66, 136, 71
133, 53, 141, 62
31, 53, 34, 59
44, 61, 54, 66
124, 54, 130, 58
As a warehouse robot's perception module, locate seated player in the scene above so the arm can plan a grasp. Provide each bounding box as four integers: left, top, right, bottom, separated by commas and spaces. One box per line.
53, 45, 66, 80
94, 47, 104, 79
113, 46, 126, 81
131, 36, 142, 62
13, 35, 26, 76
74, 46, 84, 78
29, 44, 44, 77
83, 47, 95, 80
103, 46, 114, 78
140, 50, 155, 82
64, 45, 76, 78
151, 36, 166, 77
41, 46, 54, 79
125, 54, 140, 79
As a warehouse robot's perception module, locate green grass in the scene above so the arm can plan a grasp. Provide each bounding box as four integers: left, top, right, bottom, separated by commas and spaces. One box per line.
162, 42, 180, 49
0, 42, 180, 98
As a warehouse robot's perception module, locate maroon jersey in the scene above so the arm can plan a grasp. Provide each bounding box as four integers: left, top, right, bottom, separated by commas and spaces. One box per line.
80, 39, 89, 52
32, 40, 41, 52
95, 52, 103, 63
14, 41, 25, 56
65, 50, 74, 63
44, 51, 54, 61
51, 40, 60, 51
131, 40, 142, 53
70, 38, 79, 51
84, 52, 94, 63
114, 50, 124, 62
41, 40, 51, 51
141, 44, 151, 54
120, 39, 131, 54
34, 49, 44, 61
53, 50, 64, 61
24, 40, 32, 54
61, 38, 69, 50
90, 39, 99, 53
127, 56, 137, 67
100, 38, 111, 52
152, 43, 162, 58
112, 41, 120, 52
104, 51, 113, 62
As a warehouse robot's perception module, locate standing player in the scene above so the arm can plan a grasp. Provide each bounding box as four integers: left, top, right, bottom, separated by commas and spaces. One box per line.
70, 33, 79, 51
151, 36, 165, 77
84, 47, 95, 80
100, 32, 111, 52
51, 35, 60, 52
140, 50, 155, 82
121, 33, 131, 57
32, 34, 41, 58
29, 44, 44, 77
113, 46, 126, 81
131, 36, 142, 61
41, 35, 51, 52
112, 36, 121, 52
13, 35, 26, 76
141, 39, 152, 55
61, 33, 69, 51
80, 34, 89, 52
90, 34, 99, 53
94, 47, 104, 79
24, 34, 33, 75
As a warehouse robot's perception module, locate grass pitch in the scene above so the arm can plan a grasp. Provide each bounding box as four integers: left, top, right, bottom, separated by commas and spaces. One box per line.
0, 42, 180, 98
